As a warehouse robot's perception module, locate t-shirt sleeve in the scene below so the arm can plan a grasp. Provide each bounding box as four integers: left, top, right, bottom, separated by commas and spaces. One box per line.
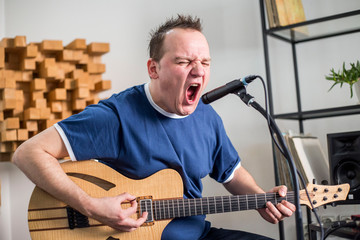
208, 114, 241, 184
56, 101, 121, 161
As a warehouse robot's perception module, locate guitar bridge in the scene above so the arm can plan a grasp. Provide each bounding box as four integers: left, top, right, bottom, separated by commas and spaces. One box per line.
66, 206, 90, 229
137, 196, 154, 226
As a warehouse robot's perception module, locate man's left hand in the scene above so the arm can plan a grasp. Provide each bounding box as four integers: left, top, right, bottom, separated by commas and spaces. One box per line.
257, 185, 296, 224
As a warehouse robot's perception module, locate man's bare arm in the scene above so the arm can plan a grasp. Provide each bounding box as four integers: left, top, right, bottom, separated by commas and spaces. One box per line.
12, 126, 147, 231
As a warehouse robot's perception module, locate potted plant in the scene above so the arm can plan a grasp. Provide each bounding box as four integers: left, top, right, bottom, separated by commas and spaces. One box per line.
325, 60, 360, 102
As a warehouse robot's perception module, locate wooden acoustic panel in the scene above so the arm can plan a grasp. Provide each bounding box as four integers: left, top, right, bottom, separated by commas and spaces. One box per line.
0, 36, 112, 161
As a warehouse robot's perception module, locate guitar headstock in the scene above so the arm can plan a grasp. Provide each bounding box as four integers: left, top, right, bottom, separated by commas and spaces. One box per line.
299, 183, 350, 209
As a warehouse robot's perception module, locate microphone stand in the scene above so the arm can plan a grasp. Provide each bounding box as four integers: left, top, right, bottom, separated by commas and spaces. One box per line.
233, 87, 304, 240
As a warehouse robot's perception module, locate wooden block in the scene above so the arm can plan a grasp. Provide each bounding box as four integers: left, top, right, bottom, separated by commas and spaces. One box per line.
1, 88, 16, 99
14, 36, 27, 48
0, 111, 3, 121
66, 39, 86, 50
49, 101, 62, 112
60, 110, 72, 120
25, 45, 38, 58
48, 88, 66, 101
23, 120, 38, 132
0, 77, 16, 89
30, 78, 46, 91
32, 98, 47, 108
87, 42, 110, 55
39, 107, 51, 119
0, 47, 4, 68
95, 80, 111, 91
72, 98, 86, 110
15, 99, 24, 111
21, 58, 36, 71
42, 58, 56, 67
1, 117, 20, 130
39, 58, 59, 78
86, 63, 105, 74
15, 90, 24, 101
0, 38, 13, 48
0, 99, 16, 111
61, 101, 71, 111
71, 78, 89, 89
40, 40, 63, 51
69, 69, 85, 79
31, 91, 44, 101
59, 49, 83, 62
73, 87, 90, 99
89, 74, 102, 83
23, 108, 41, 120
78, 53, 89, 64
22, 71, 33, 82
17, 129, 28, 141
1, 130, 17, 142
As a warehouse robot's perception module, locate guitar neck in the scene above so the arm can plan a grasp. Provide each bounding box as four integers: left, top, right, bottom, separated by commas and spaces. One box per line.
141, 192, 295, 221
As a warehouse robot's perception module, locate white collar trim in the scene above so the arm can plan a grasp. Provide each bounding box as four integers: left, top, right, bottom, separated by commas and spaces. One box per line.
144, 82, 187, 119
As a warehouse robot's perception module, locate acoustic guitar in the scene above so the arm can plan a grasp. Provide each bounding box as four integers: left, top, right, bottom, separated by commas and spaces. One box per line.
28, 160, 350, 240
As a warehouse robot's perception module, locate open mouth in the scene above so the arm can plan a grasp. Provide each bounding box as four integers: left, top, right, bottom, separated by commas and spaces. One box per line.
186, 83, 201, 103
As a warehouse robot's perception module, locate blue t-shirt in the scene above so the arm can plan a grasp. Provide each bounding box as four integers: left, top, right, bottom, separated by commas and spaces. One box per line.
56, 84, 240, 239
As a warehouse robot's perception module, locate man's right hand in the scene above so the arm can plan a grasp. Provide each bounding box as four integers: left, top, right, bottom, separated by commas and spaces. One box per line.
86, 192, 148, 232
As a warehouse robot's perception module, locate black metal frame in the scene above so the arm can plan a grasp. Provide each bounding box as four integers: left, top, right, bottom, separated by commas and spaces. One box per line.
259, 1, 360, 239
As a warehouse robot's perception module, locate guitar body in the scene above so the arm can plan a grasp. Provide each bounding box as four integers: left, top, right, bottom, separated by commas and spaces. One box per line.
28, 160, 351, 239
28, 160, 183, 240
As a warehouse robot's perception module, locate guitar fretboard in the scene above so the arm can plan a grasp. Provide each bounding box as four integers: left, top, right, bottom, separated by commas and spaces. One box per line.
139, 192, 295, 221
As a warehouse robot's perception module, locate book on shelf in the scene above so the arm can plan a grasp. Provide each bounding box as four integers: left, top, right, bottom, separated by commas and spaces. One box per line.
274, 133, 330, 190
264, 0, 308, 36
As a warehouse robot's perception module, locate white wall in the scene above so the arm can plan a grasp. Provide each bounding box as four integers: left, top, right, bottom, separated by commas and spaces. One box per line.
1, 1, 360, 239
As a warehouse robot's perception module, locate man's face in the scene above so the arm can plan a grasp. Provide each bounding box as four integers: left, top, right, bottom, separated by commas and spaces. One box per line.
148, 28, 211, 116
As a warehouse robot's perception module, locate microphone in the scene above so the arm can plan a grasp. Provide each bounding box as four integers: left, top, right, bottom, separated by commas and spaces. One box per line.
201, 75, 257, 104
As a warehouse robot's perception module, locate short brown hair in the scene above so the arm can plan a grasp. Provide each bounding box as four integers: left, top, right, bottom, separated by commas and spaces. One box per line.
148, 14, 203, 62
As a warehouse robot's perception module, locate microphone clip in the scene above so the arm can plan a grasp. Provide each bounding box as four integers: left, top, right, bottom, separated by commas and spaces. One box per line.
234, 86, 255, 106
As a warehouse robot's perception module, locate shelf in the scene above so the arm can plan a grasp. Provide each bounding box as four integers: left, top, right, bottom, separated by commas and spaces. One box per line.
274, 104, 360, 120
266, 9, 360, 43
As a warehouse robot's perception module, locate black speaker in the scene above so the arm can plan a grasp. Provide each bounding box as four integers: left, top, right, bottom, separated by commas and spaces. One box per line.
327, 131, 360, 203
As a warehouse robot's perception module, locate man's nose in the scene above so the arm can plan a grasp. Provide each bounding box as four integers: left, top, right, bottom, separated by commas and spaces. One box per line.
190, 61, 205, 77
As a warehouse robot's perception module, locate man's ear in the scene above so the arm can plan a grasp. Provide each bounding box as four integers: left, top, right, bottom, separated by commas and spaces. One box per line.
147, 58, 159, 79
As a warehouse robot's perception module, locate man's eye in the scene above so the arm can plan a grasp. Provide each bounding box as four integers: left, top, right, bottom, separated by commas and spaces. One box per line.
202, 62, 210, 66
178, 61, 190, 65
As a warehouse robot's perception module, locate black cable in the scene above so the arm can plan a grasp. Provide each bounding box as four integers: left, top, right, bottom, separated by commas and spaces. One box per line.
248, 75, 324, 240
324, 220, 359, 239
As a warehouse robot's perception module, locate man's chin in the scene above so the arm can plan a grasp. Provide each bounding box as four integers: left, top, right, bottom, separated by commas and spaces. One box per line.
179, 104, 198, 116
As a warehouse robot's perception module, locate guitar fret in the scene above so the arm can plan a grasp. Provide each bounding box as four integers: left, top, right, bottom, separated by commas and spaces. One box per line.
177, 199, 180, 217
207, 197, 210, 215
172, 199, 176, 218
200, 198, 203, 214
246, 195, 248, 210
255, 194, 257, 209
229, 196, 232, 212
237, 196, 240, 211
162, 200, 165, 219
167, 200, 170, 218
155, 201, 159, 220
194, 198, 197, 215
221, 196, 224, 213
